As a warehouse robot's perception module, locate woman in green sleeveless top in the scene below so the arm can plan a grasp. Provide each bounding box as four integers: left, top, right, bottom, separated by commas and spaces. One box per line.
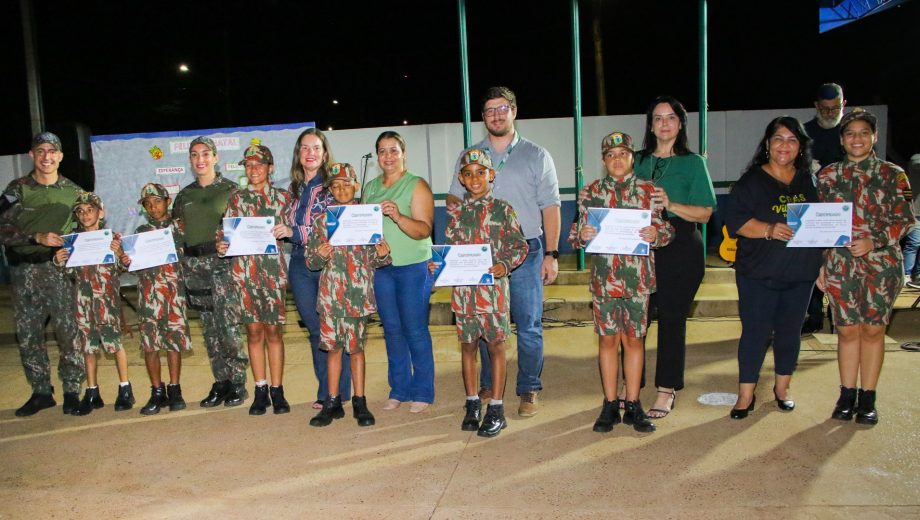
362, 131, 436, 413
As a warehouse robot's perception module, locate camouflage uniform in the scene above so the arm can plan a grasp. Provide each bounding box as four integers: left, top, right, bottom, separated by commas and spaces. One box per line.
817, 153, 915, 325
0, 174, 84, 394
569, 173, 674, 337
224, 184, 294, 325
172, 173, 247, 384
445, 192, 528, 343
62, 236, 123, 354
131, 214, 191, 353
306, 201, 392, 354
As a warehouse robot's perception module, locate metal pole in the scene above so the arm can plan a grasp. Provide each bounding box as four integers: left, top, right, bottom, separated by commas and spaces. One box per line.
698, 0, 708, 263
458, 0, 472, 148
572, 0, 584, 271
21, 0, 45, 136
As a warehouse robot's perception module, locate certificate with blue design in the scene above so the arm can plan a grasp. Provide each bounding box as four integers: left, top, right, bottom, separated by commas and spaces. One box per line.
62, 229, 116, 267
327, 204, 383, 246
121, 228, 179, 272
585, 208, 652, 256
786, 202, 852, 247
430, 244, 494, 287
222, 216, 277, 256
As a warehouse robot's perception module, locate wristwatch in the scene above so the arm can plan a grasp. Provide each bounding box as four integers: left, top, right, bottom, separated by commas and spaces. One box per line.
544, 250, 559, 259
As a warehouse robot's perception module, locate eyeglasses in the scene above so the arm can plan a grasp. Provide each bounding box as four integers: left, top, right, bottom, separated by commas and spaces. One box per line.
482, 104, 514, 117
817, 104, 842, 114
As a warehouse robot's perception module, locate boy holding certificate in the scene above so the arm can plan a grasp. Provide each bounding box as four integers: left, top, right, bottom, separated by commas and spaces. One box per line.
568, 131, 673, 433
119, 183, 192, 415
441, 149, 527, 437
217, 143, 294, 416
54, 192, 134, 416
306, 163, 391, 427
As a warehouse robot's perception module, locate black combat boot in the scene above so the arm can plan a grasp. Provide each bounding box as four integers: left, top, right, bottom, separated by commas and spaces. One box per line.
249, 385, 270, 416
15, 390, 56, 417
140, 383, 167, 415
461, 399, 482, 431
352, 396, 375, 426
200, 381, 230, 408
855, 388, 879, 425
593, 399, 621, 433
831, 386, 857, 421
270, 385, 291, 414
73, 387, 105, 416
623, 400, 656, 433
478, 403, 507, 437
309, 395, 345, 427
224, 382, 248, 407
62, 392, 80, 415
167, 384, 186, 411
114, 382, 136, 411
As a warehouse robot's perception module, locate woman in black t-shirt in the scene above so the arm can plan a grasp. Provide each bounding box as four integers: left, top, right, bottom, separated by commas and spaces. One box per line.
724, 116, 823, 419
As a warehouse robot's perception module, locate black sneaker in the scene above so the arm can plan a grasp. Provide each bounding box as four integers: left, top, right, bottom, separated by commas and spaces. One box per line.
477, 403, 507, 437
249, 385, 269, 416
200, 381, 230, 408
114, 382, 136, 411
592, 399, 621, 433
270, 385, 291, 414
352, 396, 376, 427
62, 392, 80, 415
623, 400, 656, 433
140, 384, 167, 416
224, 383, 248, 407
15, 391, 56, 417
167, 384, 186, 411
461, 399, 482, 431
309, 396, 345, 427
73, 387, 105, 416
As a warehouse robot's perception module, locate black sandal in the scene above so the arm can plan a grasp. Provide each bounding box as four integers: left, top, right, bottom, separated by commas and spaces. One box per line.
648, 390, 676, 418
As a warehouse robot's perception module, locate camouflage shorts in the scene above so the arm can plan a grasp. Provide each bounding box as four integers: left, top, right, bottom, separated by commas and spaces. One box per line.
240, 285, 287, 325
80, 328, 123, 355
826, 267, 902, 326
139, 319, 192, 353
455, 312, 510, 344
592, 294, 649, 337
319, 314, 368, 354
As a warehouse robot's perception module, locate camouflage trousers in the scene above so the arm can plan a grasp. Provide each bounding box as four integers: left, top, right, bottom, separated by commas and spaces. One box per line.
181, 254, 248, 384
11, 262, 84, 394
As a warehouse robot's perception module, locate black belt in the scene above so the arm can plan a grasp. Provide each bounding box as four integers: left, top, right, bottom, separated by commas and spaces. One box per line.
184, 242, 217, 257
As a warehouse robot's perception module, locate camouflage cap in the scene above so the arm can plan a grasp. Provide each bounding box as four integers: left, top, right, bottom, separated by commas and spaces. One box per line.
601, 131, 634, 154
72, 191, 103, 212
239, 144, 274, 165
839, 108, 877, 135
459, 148, 493, 170
324, 162, 358, 187
138, 183, 169, 204
31, 132, 62, 151
189, 136, 217, 154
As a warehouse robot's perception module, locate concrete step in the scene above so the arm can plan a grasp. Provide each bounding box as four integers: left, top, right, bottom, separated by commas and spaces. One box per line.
556, 267, 735, 285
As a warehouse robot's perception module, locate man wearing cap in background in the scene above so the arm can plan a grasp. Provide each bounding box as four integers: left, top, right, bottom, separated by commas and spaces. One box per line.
0, 132, 84, 416
173, 136, 248, 407
801, 83, 847, 335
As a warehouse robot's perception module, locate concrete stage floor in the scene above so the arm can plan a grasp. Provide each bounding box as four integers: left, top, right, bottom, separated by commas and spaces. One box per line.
1, 283, 918, 519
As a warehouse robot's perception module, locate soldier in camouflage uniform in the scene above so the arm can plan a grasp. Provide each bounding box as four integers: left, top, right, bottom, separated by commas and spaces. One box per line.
0, 132, 84, 417
54, 192, 135, 416
217, 143, 294, 415
569, 131, 674, 433
172, 136, 248, 408
816, 109, 916, 425
306, 163, 391, 428
121, 183, 191, 415
441, 149, 527, 438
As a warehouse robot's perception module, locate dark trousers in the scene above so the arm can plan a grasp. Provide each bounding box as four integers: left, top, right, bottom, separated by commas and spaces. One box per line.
736, 273, 814, 384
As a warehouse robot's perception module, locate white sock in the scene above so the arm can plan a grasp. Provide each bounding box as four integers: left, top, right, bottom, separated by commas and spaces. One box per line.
119, 381, 130, 387
255, 380, 268, 387
87, 386, 98, 390
491, 400, 503, 406
467, 395, 480, 401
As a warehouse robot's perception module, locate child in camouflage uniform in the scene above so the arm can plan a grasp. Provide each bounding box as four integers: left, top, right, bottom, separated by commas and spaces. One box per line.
440, 149, 527, 438
817, 109, 916, 425
217, 143, 294, 416
569, 131, 674, 433
119, 183, 192, 415
306, 163, 391, 428
54, 192, 135, 416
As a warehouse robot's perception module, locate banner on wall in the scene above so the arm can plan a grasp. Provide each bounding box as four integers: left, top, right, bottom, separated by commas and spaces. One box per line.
91, 122, 314, 234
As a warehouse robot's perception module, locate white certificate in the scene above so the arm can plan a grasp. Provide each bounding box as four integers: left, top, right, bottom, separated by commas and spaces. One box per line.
327, 204, 383, 246
62, 229, 116, 268
122, 228, 179, 272
585, 207, 652, 256
223, 216, 278, 256
786, 202, 852, 248
431, 244, 494, 287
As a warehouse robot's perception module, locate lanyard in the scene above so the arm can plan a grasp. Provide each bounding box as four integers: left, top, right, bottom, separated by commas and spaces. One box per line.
488, 134, 521, 173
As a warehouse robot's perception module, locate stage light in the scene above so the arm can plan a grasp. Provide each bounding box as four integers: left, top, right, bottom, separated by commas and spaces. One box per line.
332, 99, 339, 105
178, 64, 189, 73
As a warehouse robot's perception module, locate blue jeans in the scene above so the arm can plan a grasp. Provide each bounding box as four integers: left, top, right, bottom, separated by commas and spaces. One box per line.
479, 237, 544, 395
289, 252, 351, 401
903, 216, 920, 279
375, 260, 435, 403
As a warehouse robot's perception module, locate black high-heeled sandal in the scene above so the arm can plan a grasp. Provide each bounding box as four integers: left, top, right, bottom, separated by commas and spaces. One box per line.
730, 395, 756, 420
648, 389, 676, 418
773, 386, 795, 411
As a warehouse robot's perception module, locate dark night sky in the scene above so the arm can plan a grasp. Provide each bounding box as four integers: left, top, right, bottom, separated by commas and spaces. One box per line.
2, 1, 919, 164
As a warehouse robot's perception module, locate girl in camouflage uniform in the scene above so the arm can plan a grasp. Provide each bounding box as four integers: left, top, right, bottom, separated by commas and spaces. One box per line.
218, 143, 294, 416
816, 109, 915, 425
